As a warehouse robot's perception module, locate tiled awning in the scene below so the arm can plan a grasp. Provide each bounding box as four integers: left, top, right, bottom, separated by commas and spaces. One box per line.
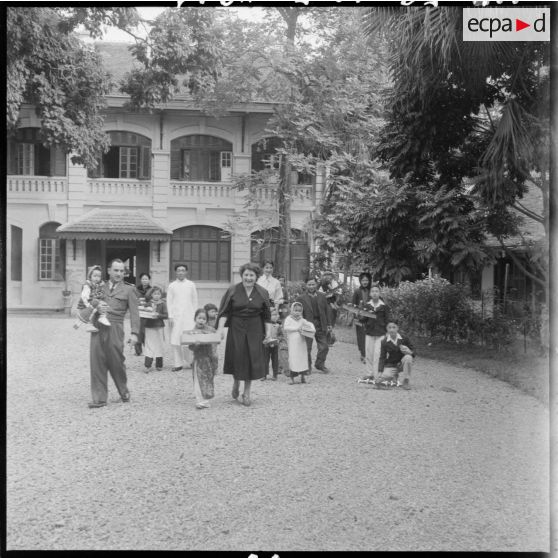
56, 209, 173, 241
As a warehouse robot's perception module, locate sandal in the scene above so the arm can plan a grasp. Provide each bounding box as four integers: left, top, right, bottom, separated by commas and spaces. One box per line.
241, 394, 251, 407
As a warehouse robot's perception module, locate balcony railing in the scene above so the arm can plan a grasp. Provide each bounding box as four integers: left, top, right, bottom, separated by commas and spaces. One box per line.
254, 184, 314, 206
170, 181, 235, 204
87, 179, 152, 201
7, 176, 68, 199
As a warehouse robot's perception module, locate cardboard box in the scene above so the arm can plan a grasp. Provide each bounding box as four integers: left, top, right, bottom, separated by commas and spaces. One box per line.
181, 331, 221, 345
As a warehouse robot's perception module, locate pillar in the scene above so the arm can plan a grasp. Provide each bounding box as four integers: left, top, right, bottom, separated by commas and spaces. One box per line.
67, 159, 88, 221
152, 150, 170, 221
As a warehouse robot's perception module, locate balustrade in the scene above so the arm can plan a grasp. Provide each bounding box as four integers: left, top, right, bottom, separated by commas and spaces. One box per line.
8, 176, 67, 198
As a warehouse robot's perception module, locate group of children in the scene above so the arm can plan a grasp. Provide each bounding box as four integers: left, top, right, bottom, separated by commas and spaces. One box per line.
73, 265, 415, 411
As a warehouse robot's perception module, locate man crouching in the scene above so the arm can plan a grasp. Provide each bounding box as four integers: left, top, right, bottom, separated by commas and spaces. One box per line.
376, 321, 415, 389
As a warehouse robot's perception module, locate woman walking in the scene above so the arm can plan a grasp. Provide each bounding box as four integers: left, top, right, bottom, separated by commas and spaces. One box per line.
217, 263, 273, 406
352, 272, 372, 363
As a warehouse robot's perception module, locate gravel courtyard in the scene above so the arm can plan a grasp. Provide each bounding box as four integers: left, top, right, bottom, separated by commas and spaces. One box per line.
6, 315, 550, 551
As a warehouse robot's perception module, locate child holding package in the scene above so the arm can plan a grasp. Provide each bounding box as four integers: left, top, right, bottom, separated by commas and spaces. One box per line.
142, 287, 168, 373
262, 307, 281, 381
73, 265, 111, 333
282, 302, 315, 384
187, 308, 219, 409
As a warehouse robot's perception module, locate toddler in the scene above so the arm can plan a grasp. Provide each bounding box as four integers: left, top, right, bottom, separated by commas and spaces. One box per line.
262, 307, 280, 380
187, 308, 219, 409
282, 302, 315, 384
204, 303, 219, 329
73, 265, 110, 333
143, 287, 168, 373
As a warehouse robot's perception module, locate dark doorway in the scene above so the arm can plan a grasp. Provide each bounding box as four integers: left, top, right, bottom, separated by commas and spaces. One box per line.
86, 240, 150, 286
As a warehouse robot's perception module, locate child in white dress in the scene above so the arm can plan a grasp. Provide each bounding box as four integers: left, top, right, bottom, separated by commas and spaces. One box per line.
282, 302, 315, 384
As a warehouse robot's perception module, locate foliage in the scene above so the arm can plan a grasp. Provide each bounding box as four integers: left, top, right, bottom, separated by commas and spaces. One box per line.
362, 6, 549, 293
7, 7, 138, 168
375, 276, 539, 348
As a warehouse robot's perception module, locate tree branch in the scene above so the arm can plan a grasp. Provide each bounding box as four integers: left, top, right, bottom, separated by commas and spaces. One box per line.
512, 201, 544, 223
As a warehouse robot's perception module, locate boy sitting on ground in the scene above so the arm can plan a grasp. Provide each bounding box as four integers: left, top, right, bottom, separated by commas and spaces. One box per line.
376, 321, 415, 389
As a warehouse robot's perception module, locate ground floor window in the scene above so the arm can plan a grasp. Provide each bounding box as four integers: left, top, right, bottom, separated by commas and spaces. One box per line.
251, 228, 309, 282
170, 226, 231, 281
11, 225, 22, 281
38, 222, 65, 281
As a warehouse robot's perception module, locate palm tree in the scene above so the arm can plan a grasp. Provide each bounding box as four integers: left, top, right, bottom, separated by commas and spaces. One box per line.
361, 6, 549, 299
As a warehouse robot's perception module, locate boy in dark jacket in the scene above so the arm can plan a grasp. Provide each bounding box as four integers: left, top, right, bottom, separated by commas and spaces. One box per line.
377, 321, 415, 389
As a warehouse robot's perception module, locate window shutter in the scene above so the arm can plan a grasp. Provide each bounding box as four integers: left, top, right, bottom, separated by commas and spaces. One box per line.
139, 146, 151, 179
7, 139, 14, 174
51, 147, 67, 177
209, 151, 220, 181
170, 147, 181, 180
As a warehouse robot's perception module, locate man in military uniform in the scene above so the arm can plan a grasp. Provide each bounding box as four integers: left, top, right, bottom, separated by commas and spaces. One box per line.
88, 259, 140, 408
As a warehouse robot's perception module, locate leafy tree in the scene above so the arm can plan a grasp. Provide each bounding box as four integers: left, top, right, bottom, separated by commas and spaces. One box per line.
7, 7, 139, 168
362, 6, 549, 295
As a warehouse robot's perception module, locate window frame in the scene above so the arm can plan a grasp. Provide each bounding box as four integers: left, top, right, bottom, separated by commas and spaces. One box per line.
38, 223, 65, 281
170, 226, 231, 282
171, 135, 233, 182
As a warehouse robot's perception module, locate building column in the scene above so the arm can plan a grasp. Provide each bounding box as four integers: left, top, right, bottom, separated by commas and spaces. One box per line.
149, 240, 170, 291
233, 153, 251, 176
67, 159, 88, 221
152, 150, 170, 221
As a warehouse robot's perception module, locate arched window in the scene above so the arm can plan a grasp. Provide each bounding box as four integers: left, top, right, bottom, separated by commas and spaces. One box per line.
170, 226, 231, 281
170, 135, 233, 181
88, 131, 151, 179
7, 128, 66, 176
250, 228, 309, 282
251, 137, 313, 185
39, 222, 65, 281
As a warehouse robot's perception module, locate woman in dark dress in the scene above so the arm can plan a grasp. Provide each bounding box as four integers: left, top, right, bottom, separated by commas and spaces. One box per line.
217, 263, 273, 407
134, 273, 153, 356
352, 272, 372, 363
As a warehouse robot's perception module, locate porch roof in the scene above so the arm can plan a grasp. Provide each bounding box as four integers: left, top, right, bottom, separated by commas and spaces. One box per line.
56, 209, 173, 241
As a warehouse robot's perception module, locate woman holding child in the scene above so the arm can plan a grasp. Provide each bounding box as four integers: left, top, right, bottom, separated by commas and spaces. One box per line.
217, 262, 273, 406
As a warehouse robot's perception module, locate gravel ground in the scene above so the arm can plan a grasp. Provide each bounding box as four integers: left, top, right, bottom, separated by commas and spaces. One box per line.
6, 316, 550, 551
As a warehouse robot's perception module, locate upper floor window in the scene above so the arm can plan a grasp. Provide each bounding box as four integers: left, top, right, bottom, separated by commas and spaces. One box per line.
88, 131, 151, 179
38, 222, 65, 281
251, 137, 282, 172
251, 137, 313, 185
7, 128, 66, 176
171, 135, 233, 182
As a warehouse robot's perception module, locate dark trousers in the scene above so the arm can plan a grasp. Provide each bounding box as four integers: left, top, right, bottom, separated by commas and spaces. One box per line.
264, 344, 279, 377
355, 324, 366, 358
90, 322, 129, 403
306, 326, 329, 370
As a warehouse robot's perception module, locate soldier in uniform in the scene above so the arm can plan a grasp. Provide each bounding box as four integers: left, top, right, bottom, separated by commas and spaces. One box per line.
87, 259, 140, 408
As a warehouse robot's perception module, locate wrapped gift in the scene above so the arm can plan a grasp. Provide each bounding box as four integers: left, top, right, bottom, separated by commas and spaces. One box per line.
139, 310, 159, 319
181, 330, 221, 345
300, 323, 316, 338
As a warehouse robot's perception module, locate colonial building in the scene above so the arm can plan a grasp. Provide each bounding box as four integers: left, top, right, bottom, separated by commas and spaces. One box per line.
7, 95, 324, 311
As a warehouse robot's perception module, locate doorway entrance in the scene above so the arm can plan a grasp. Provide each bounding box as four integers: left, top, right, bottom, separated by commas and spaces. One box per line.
86, 240, 150, 285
